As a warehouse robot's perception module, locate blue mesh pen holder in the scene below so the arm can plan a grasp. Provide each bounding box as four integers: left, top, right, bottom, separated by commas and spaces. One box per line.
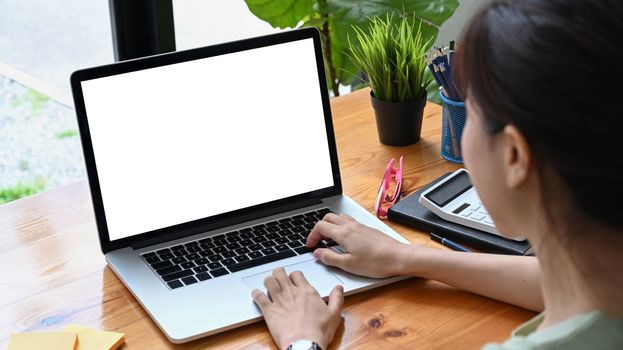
439, 92, 467, 164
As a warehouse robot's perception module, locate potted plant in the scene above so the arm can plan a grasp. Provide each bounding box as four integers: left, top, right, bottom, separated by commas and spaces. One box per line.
349, 15, 433, 146
243, 1, 458, 97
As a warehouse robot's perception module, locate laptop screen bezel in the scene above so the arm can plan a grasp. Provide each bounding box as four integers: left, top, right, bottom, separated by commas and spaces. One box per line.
70, 28, 342, 254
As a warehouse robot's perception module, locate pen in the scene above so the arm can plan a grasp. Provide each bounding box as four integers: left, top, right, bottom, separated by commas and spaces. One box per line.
426, 54, 444, 90
426, 41, 463, 102
439, 86, 449, 98
438, 62, 461, 101
448, 40, 455, 66
430, 232, 472, 252
433, 63, 454, 99
435, 48, 449, 67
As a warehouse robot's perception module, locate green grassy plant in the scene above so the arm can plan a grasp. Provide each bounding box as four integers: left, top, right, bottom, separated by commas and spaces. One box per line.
348, 15, 432, 103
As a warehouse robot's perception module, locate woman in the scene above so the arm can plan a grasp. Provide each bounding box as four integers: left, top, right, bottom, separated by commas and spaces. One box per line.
251, 0, 623, 349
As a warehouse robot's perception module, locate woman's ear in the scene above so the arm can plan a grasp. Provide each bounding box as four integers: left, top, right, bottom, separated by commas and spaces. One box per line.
500, 125, 532, 189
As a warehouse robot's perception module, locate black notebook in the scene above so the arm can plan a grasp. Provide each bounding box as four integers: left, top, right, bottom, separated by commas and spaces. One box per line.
388, 172, 533, 255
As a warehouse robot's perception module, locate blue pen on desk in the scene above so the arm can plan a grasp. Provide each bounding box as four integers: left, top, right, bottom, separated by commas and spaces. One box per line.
430, 232, 472, 252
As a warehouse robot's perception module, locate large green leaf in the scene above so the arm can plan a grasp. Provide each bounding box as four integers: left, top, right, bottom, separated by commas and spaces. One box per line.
244, 0, 315, 28
243, 0, 459, 95
327, 0, 459, 27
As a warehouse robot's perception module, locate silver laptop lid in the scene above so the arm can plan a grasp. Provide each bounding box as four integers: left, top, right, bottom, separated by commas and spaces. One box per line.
70, 28, 342, 253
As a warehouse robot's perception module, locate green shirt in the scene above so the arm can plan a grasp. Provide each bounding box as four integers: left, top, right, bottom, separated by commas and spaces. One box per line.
483, 311, 623, 350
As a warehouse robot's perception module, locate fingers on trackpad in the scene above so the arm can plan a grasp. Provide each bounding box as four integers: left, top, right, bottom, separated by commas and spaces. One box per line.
242, 259, 343, 297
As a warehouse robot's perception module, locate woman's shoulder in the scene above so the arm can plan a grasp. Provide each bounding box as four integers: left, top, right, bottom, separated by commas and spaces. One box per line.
482, 311, 623, 350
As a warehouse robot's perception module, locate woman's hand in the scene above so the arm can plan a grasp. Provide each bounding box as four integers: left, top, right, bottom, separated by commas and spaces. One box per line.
251, 267, 344, 350
306, 213, 414, 278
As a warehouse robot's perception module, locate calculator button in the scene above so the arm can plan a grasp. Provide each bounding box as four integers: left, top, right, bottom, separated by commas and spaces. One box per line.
484, 218, 495, 225
471, 206, 481, 212
452, 203, 470, 214
461, 211, 473, 218
471, 214, 485, 221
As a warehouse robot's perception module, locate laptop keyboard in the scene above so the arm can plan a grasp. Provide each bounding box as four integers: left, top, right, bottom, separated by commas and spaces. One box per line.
140, 208, 337, 289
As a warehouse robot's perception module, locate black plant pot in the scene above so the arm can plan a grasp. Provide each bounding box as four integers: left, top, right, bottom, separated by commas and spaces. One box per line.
371, 90, 427, 146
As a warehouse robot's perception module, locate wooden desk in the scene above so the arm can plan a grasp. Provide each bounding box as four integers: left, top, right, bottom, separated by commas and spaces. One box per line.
0, 88, 535, 349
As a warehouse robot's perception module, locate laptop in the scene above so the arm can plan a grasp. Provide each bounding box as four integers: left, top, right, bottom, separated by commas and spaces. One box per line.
70, 27, 410, 343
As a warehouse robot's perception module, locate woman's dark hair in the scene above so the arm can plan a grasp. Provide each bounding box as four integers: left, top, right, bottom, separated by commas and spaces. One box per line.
457, 0, 623, 230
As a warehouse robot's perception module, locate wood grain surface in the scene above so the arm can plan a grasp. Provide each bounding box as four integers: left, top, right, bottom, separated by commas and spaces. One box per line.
0, 88, 535, 349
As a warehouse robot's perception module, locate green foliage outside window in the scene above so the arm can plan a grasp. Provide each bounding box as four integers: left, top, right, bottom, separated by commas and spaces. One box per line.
0, 177, 46, 204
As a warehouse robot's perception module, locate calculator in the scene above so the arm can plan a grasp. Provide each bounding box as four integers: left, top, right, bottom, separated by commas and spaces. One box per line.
419, 168, 524, 241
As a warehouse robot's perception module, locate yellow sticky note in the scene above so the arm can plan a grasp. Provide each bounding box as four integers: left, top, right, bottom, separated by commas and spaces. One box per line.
7, 331, 77, 350
63, 324, 125, 350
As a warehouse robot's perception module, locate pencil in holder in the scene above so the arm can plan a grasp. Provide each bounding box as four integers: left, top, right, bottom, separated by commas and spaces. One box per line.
439, 92, 466, 164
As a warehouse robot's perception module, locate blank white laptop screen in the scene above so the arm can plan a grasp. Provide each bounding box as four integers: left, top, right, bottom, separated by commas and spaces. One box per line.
80, 38, 334, 241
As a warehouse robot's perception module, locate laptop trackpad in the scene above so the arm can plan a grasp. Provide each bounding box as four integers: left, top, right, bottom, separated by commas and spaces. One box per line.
242, 259, 344, 298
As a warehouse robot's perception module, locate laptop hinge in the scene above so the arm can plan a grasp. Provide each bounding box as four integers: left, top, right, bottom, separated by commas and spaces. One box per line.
130, 197, 324, 250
